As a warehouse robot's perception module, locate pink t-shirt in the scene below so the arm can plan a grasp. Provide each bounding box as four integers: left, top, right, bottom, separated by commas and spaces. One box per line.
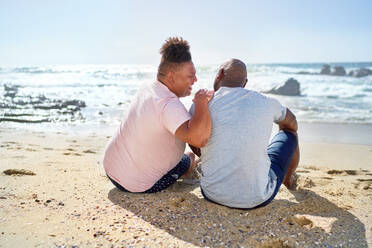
103, 80, 191, 192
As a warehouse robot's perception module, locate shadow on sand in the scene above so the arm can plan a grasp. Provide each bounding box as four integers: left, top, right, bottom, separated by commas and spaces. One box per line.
108, 182, 367, 247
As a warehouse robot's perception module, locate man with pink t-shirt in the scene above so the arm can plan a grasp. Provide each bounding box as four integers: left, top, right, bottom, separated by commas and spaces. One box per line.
103, 37, 213, 193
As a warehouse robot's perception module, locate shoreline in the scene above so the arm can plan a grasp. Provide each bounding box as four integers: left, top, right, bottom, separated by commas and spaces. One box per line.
3, 120, 372, 145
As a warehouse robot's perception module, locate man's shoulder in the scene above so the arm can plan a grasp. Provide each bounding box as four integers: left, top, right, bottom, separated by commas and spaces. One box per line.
213, 87, 268, 102
243, 89, 280, 105
142, 81, 180, 104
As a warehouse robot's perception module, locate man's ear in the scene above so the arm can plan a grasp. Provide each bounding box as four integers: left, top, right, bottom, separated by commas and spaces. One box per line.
217, 68, 224, 81
214, 69, 224, 91
167, 70, 174, 83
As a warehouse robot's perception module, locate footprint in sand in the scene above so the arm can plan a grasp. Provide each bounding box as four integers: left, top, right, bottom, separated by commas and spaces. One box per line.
357, 179, 372, 182
303, 165, 320, 171
344, 170, 357, 175
169, 197, 186, 207
327, 170, 343, 175
287, 215, 313, 227
62, 152, 82, 156
290, 215, 337, 233
1, 142, 17, 149
83, 149, 96, 154
362, 184, 371, 190
25, 148, 37, 152
360, 169, 372, 176
295, 169, 310, 173
320, 177, 333, 180
296, 176, 315, 188
325, 188, 345, 196
327, 169, 357, 175
3, 141, 17, 144
352, 179, 372, 190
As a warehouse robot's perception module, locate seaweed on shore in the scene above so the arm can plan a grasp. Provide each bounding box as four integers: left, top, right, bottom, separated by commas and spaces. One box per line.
3, 169, 36, 176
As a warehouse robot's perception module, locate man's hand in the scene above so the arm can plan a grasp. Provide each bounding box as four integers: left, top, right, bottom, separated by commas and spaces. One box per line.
193, 89, 214, 104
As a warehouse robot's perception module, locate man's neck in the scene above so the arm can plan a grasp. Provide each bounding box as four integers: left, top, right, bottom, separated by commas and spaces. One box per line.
157, 77, 177, 96
218, 81, 244, 91
220, 81, 243, 88
157, 76, 166, 86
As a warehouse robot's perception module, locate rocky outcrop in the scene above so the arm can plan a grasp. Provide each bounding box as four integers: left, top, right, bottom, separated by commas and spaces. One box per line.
318, 65, 367, 77
1, 84, 86, 123
265, 78, 301, 96
330, 66, 346, 76
3, 84, 19, 98
348, 68, 372, 78
320, 64, 331, 75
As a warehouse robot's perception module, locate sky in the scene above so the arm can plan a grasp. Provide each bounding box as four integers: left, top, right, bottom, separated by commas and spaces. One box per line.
1, 0, 372, 66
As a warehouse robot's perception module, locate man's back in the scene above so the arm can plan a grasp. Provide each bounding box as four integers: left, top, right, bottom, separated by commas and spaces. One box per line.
200, 87, 286, 208
104, 81, 189, 192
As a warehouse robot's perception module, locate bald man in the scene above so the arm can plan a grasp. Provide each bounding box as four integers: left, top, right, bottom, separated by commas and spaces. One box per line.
190, 59, 299, 209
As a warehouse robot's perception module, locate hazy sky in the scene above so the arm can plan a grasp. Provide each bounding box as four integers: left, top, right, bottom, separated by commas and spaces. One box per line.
1, 0, 371, 66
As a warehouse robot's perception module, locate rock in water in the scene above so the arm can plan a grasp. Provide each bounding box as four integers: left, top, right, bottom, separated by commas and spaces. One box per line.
348, 68, 372, 78
265, 78, 301, 96
330, 66, 346, 76
320, 64, 331, 75
3, 84, 19, 98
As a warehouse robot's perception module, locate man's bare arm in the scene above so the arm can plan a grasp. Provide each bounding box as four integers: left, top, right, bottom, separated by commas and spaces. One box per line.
278, 108, 298, 132
175, 89, 213, 148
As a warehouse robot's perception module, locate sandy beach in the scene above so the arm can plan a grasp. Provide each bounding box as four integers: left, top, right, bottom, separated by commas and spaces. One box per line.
1, 123, 372, 248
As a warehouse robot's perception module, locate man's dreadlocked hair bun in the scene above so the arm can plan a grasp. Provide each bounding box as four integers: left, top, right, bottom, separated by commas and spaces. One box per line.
157, 37, 192, 77
159, 37, 191, 63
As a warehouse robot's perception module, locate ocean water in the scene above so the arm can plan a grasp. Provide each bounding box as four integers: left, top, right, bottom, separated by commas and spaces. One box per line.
1, 62, 372, 132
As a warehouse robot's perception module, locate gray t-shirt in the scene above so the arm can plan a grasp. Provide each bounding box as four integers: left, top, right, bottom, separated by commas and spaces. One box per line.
191, 87, 286, 208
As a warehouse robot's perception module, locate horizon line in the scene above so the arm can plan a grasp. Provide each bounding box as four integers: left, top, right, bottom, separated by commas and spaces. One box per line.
1, 60, 372, 68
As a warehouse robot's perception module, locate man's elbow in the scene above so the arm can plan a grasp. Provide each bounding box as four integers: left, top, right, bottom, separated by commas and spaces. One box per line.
198, 137, 209, 147
282, 109, 298, 132
190, 138, 209, 148
199, 129, 211, 147
189, 134, 210, 148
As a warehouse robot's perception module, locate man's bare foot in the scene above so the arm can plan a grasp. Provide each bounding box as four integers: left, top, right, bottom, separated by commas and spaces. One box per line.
283, 172, 299, 190
181, 152, 199, 179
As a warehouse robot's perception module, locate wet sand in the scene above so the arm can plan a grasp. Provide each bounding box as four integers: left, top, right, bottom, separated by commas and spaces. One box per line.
0, 124, 371, 247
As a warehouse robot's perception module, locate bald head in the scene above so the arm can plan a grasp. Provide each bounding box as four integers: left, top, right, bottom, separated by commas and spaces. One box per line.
214, 59, 247, 91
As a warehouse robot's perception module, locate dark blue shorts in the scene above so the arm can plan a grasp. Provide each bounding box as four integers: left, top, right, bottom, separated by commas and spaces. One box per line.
201, 130, 298, 209
253, 130, 298, 208
108, 154, 191, 193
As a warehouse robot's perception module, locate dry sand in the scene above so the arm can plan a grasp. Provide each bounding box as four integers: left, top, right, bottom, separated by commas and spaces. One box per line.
1, 126, 372, 247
